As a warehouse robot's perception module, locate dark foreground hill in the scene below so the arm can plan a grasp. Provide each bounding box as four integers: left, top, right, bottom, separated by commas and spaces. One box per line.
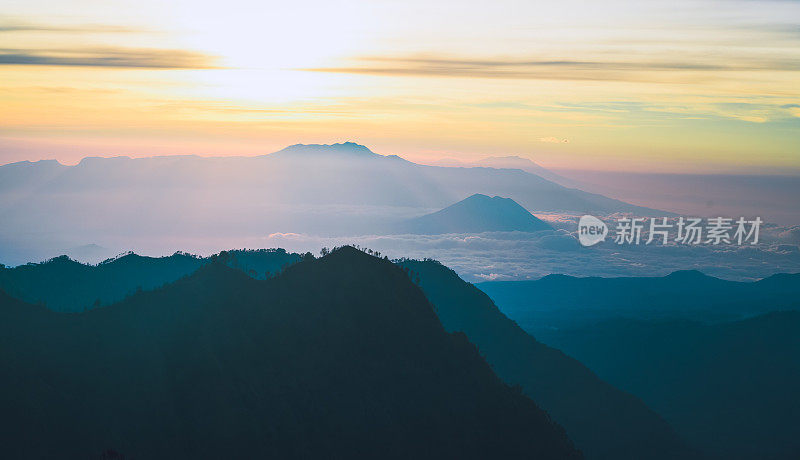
0, 248, 301, 312
535, 312, 800, 460
399, 259, 692, 460
400, 194, 551, 234
0, 247, 579, 460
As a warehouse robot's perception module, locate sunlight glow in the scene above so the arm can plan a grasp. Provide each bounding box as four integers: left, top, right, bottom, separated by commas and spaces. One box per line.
1, 0, 799, 172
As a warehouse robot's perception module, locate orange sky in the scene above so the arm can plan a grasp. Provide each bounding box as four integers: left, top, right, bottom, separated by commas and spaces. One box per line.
1, 0, 799, 173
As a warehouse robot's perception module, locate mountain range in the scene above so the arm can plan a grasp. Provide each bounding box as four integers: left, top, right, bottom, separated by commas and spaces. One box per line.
1, 247, 691, 459
0, 247, 581, 459
428, 155, 583, 189
0, 142, 665, 265
479, 270, 800, 329
0, 142, 660, 214
6, 240, 797, 458
479, 272, 800, 459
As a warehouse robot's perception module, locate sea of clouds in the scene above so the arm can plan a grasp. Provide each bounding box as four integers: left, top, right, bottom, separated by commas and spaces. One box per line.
242, 212, 800, 282
3, 212, 799, 283
254, 228, 800, 283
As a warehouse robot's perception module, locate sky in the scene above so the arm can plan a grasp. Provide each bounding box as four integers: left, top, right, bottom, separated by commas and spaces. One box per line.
1, 0, 799, 173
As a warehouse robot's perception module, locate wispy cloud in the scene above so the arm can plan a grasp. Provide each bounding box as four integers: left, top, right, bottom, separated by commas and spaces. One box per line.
782, 104, 800, 117
0, 20, 143, 34
0, 47, 217, 69
539, 137, 570, 144
305, 55, 800, 83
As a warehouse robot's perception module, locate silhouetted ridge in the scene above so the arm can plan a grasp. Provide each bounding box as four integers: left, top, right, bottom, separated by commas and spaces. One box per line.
0, 245, 580, 459
0, 249, 301, 312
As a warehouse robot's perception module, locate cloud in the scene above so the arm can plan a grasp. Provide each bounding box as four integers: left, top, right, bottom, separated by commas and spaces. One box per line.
0, 47, 217, 69
475, 273, 510, 281
0, 20, 142, 34
304, 55, 800, 83
774, 225, 800, 244
0, 20, 207, 70
781, 104, 800, 117
6, 224, 798, 283
267, 232, 305, 240
539, 137, 569, 144
236, 226, 800, 283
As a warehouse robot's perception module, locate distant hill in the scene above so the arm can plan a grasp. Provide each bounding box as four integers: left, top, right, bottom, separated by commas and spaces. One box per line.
479, 271, 800, 459
400, 194, 552, 234
536, 312, 800, 460
0, 249, 301, 312
61, 243, 116, 264
430, 155, 583, 189
399, 259, 692, 460
269, 141, 382, 159
478, 270, 800, 330
0, 247, 580, 459
472, 156, 580, 187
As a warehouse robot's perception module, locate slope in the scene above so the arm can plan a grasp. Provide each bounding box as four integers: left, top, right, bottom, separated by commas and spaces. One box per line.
398, 259, 692, 460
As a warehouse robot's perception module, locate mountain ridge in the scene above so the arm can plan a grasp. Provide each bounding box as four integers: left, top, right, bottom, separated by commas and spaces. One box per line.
0, 249, 302, 312
0, 246, 581, 459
